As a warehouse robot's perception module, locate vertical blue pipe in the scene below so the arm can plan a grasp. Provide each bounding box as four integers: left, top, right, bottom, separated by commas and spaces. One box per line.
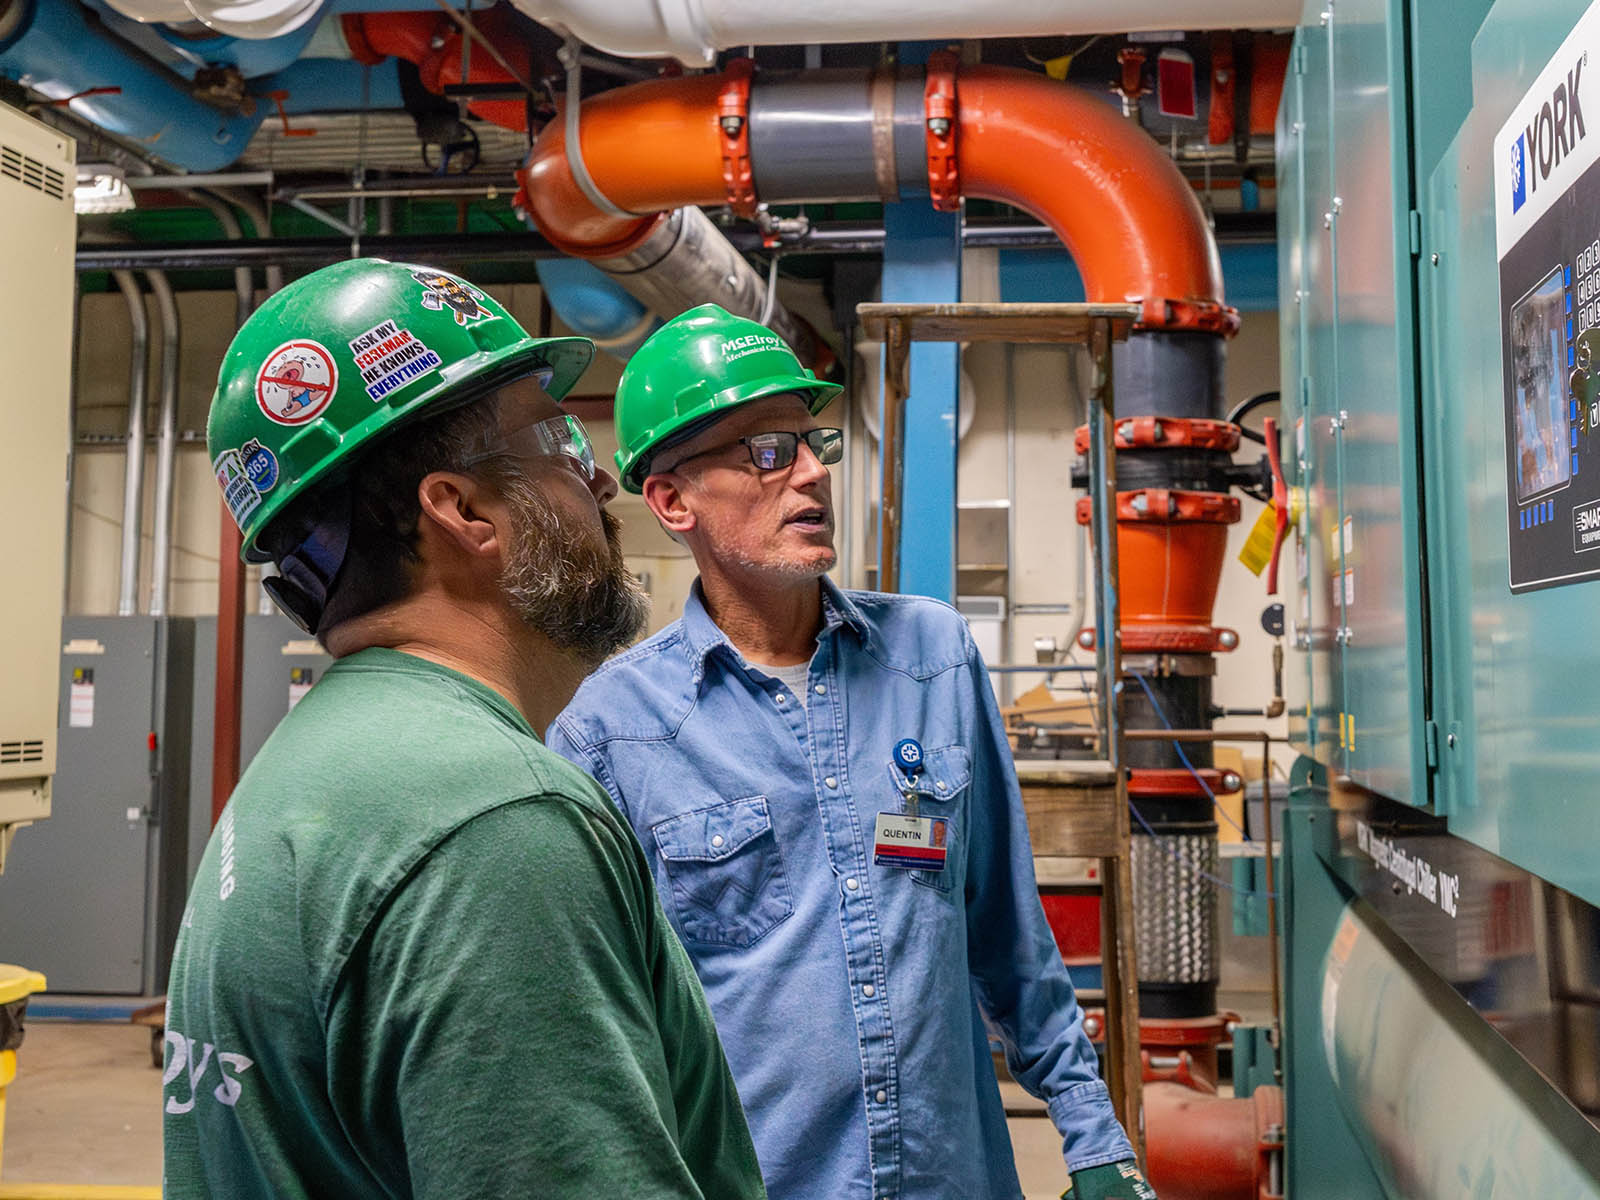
881, 203, 961, 601
881, 41, 962, 602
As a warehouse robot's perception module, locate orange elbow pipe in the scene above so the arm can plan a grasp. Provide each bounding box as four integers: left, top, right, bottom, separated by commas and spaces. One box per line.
519, 74, 729, 256
1145, 1081, 1285, 1200
956, 65, 1229, 328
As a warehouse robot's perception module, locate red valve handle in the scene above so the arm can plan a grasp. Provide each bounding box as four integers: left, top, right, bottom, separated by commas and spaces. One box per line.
1263, 416, 1289, 595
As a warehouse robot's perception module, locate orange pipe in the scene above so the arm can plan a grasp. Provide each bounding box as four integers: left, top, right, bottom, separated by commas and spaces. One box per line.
342, 11, 537, 132
1145, 1081, 1285, 1200
519, 74, 729, 256
515, 63, 1231, 328
956, 65, 1225, 323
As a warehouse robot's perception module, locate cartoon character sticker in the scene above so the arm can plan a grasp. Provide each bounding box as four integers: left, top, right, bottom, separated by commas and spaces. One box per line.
412, 270, 498, 326
239, 438, 279, 493
255, 340, 338, 426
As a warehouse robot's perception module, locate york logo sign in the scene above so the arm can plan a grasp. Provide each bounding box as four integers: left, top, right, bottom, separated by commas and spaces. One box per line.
1513, 52, 1588, 213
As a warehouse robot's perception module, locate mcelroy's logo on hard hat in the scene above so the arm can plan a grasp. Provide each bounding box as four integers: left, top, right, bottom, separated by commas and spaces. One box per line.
721, 332, 787, 364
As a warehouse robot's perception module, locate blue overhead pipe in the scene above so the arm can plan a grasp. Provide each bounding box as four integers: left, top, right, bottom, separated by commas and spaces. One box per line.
534, 256, 662, 362
0, 0, 263, 170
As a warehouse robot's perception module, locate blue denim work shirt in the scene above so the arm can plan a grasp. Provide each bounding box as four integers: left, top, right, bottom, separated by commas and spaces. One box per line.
548, 580, 1132, 1200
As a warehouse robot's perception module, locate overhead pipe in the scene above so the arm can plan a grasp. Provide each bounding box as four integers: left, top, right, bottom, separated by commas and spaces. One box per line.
506, 0, 1298, 66
146, 270, 180, 617
533, 256, 661, 360
340, 12, 823, 367
111, 270, 150, 618
0, 0, 263, 171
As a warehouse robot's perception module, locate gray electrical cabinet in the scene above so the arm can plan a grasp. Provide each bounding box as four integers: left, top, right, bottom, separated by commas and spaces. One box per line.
0, 617, 193, 994
187, 614, 331, 885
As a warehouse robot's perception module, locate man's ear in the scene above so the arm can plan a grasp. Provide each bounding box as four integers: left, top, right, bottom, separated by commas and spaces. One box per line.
417, 471, 504, 560
642, 472, 696, 538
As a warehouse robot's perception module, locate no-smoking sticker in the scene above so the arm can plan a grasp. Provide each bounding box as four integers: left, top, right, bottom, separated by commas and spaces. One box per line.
256, 340, 338, 426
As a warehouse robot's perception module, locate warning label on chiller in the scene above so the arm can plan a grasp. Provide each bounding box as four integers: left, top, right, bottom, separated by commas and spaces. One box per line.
348, 320, 443, 402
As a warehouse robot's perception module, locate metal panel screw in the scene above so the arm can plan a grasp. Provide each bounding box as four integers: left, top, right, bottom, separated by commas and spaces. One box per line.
1431, 253, 1439, 266
1219, 630, 1239, 649
1447, 732, 1457, 748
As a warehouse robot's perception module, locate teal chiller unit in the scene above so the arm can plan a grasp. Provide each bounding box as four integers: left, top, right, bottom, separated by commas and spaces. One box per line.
1279, 0, 1600, 1192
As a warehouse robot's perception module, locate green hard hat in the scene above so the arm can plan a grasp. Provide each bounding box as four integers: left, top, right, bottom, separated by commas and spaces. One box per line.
613, 303, 841, 493
207, 258, 594, 562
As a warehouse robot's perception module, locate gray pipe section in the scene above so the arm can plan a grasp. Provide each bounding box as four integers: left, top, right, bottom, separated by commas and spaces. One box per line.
593, 203, 820, 362
749, 67, 927, 203
112, 269, 149, 618
217, 190, 284, 296
146, 271, 180, 618
188, 191, 254, 327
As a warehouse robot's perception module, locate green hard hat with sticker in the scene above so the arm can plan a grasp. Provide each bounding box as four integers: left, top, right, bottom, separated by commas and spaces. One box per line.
206, 258, 594, 562
612, 303, 840, 493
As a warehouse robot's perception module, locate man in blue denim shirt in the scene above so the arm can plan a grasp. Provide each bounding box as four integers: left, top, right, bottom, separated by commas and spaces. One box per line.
549, 305, 1153, 1200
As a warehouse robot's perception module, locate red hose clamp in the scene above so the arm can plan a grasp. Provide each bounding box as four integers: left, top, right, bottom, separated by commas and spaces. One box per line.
1073, 416, 1242, 454
717, 57, 758, 218
1263, 415, 1290, 595
924, 49, 960, 213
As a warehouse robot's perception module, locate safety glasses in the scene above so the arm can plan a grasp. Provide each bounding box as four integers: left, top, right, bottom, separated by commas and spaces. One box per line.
467, 412, 597, 481
669, 427, 844, 474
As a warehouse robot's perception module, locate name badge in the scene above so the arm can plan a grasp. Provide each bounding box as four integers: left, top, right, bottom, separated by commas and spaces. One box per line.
874, 811, 949, 871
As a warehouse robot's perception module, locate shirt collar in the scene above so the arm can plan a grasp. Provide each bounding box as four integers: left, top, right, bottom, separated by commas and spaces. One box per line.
682, 576, 872, 686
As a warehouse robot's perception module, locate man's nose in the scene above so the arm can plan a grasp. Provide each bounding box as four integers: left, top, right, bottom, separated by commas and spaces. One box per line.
590, 463, 620, 507
790, 438, 829, 487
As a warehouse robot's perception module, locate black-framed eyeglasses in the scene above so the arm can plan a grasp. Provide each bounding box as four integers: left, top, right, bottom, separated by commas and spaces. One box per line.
668, 428, 844, 474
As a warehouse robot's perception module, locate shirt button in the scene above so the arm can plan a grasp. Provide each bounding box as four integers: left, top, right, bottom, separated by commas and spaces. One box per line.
875, 1089, 888, 1104
814, 684, 826, 695
935, 781, 947, 791
845, 877, 859, 891
862, 983, 876, 997
824, 776, 838, 789
711, 834, 724, 848
775, 693, 787, 705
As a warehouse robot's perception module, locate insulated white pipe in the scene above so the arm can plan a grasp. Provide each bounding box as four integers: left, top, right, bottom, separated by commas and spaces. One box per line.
510, 0, 1300, 65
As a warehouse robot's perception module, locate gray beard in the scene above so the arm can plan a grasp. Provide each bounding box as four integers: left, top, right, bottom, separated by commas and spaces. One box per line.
498, 477, 650, 667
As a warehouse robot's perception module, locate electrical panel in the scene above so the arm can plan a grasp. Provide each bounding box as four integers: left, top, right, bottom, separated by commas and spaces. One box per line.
0, 101, 74, 871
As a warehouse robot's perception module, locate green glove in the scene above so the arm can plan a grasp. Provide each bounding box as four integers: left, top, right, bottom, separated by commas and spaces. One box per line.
1062, 1159, 1158, 1200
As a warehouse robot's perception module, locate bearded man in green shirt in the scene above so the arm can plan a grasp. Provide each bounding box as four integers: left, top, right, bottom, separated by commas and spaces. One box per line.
164, 259, 765, 1200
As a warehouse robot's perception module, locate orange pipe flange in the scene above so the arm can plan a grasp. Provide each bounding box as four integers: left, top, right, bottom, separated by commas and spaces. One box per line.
1073, 416, 1243, 454
716, 57, 758, 217
924, 49, 960, 212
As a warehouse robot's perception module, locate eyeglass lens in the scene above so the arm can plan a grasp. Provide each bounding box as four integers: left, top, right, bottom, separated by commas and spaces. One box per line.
743, 428, 844, 471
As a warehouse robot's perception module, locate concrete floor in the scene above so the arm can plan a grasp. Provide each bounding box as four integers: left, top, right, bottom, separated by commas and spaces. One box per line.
1, 1023, 1069, 1196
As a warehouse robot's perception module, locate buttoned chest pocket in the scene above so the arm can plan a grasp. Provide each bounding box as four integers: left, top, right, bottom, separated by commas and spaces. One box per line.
651, 796, 795, 948
884, 745, 971, 895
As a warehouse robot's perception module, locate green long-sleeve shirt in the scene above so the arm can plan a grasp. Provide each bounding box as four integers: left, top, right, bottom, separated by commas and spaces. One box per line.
164, 648, 764, 1199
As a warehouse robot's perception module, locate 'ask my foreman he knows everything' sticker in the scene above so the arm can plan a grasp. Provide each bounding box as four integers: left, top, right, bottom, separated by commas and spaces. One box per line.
348, 320, 443, 402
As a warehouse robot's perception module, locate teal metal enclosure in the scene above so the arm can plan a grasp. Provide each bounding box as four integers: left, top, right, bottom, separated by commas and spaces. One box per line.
1279, 0, 1600, 1191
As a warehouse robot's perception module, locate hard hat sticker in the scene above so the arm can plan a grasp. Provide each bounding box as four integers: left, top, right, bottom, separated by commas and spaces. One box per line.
348, 319, 444, 402
240, 438, 279, 492
214, 448, 262, 528
256, 340, 338, 426
412, 270, 498, 326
